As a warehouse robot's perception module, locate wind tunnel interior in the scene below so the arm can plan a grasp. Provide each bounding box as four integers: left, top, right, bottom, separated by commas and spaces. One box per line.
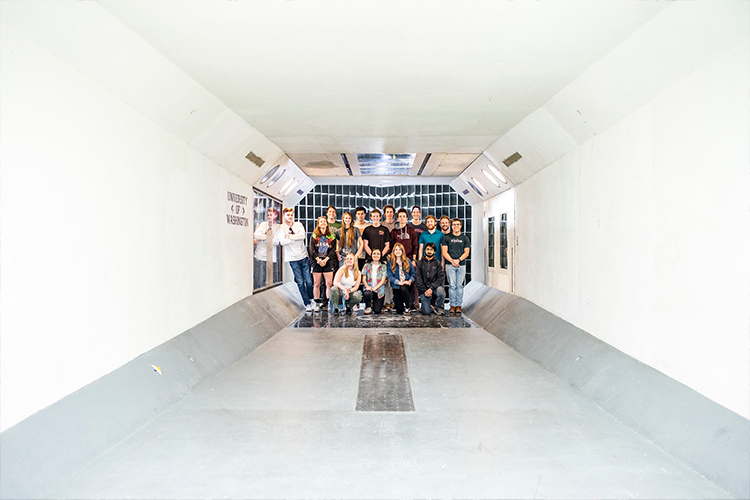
1, 1, 749, 499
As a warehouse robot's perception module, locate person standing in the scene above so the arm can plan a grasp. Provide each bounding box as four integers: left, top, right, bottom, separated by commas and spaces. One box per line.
362, 209, 391, 263
276, 208, 314, 312
337, 211, 363, 267
326, 205, 342, 231
387, 243, 416, 316
439, 215, 451, 237
382, 204, 396, 233
409, 205, 428, 240
308, 216, 338, 312
415, 243, 446, 315
361, 248, 387, 314
418, 215, 445, 261
391, 209, 418, 264
354, 206, 370, 271
253, 207, 280, 290
441, 218, 470, 317
330, 253, 363, 315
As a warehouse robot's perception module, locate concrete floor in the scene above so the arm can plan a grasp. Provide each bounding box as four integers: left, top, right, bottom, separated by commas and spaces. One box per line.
46, 318, 731, 499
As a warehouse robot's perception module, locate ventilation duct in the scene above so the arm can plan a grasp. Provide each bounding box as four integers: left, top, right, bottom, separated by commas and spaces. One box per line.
245, 151, 264, 168
502, 152, 522, 167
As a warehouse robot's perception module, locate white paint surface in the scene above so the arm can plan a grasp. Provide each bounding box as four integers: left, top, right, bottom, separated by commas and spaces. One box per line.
0, 26, 255, 431
514, 40, 750, 418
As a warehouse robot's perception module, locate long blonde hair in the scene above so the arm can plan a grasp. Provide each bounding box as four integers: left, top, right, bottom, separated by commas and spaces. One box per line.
389, 242, 411, 274
343, 254, 360, 281
341, 212, 356, 248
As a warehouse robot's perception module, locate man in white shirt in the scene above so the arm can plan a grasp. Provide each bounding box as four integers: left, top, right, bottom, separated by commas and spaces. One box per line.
276, 207, 315, 312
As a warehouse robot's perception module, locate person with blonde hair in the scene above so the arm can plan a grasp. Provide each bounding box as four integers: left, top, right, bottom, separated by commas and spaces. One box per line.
386, 242, 416, 316
330, 253, 362, 315
308, 216, 337, 312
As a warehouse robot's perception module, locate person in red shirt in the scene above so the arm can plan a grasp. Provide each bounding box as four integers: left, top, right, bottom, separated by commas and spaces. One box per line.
391, 208, 418, 265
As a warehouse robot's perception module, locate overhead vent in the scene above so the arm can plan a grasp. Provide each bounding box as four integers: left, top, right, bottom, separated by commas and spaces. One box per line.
341, 154, 353, 176
417, 153, 432, 176
502, 152, 522, 167
245, 151, 265, 168
305, 160, 338, 169
357, 153, 416, 175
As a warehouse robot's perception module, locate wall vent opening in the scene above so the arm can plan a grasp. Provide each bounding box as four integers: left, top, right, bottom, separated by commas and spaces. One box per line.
245, 151, 265, 168
502, 152, 522, 167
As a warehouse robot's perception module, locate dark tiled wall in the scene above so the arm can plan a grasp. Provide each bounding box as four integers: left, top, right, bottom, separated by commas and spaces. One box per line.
294, 184, 472, 281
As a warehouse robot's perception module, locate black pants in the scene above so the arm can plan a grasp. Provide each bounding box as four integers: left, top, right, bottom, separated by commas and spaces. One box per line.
363, 290, 385, 313
393, 283, 415, 314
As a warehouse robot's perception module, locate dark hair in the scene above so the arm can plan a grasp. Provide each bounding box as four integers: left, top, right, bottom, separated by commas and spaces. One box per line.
355, 206, 366, 216
424, 242, 437, 251
326, 205, 336, 214
451, 218, 462, 226
397, 208, 408, 218
383, 204, 395, 213
412, 205, 421, 212
370, 208, 381, 216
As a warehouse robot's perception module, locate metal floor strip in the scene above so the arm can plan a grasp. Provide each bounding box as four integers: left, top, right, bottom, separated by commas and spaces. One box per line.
356, 334, 415, 411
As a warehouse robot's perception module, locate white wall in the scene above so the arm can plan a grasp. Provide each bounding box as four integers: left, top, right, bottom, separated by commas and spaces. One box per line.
0, 26, 256, 431
514, 40, 750, 418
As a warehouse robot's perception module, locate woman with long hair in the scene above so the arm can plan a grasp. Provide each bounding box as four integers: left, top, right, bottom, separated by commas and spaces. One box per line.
386, 242, 416, 315
361, 248, 387, 314
337, 212, 363, 268
330, 253, 362, 315
308, 216, 337, 312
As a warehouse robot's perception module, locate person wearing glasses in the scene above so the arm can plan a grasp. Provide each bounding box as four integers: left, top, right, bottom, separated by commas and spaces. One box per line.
276, 208, 314, 312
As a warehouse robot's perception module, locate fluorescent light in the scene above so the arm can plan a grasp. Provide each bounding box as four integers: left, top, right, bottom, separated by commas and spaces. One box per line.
488, 164, 507, 183
471, 176, 488, 194
482, 169, 500, 187
279, 178, 295, 195
267, 169, 285, 187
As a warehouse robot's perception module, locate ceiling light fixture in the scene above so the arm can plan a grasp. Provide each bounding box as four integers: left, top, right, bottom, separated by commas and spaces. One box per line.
471, 177, 488, 194
482, 169, 500, 187
279, 178, 295, 196
267, 169, 285, 187
260, 165, 280, 184
467, 181, 484, 197
488, 164, 507, 183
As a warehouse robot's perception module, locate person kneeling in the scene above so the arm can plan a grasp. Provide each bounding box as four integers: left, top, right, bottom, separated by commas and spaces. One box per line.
331, 253, 362, 315
416, 243, 446, 315
387, 243, 416, 316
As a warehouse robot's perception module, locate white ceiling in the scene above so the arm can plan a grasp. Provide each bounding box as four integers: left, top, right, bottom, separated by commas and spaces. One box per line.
98, 0, 669, 177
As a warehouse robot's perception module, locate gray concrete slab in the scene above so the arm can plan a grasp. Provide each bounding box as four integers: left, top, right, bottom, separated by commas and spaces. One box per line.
45, 326, 731, 499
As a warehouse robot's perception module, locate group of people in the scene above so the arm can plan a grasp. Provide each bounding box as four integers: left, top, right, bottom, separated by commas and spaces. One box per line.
254, 204, 470, 317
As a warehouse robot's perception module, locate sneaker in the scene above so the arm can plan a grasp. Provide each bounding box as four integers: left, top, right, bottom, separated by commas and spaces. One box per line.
352, 304, 359, 312
449, 306, 456, 316
364, 307, 372, 315
338, 307, 345, 315
455, 306, 462, 317
305, 303, 313, 312
314, 301, 320, 312
404, 308, 411, 316
346, 307, 352, 315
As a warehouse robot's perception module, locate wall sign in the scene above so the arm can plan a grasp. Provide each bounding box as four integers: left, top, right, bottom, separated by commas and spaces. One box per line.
226, 191, 249, 226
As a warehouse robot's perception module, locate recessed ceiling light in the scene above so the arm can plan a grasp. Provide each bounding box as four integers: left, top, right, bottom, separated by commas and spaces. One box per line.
279, 178, 295, 196
471, 177, 489, 194
482, 169, 500, 187
488, 164, 507, 183
260, 165, 280, 184
267, 168, 285, 187
467, 181, 484, 197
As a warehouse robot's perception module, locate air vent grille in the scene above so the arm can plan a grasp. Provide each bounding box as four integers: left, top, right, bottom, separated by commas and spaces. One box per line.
502, 152, 522, 167
245, 151, 264, 168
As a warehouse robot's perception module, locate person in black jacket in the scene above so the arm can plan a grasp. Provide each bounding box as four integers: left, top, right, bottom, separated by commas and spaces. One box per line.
308, 216, 338, 312
415, 243, 446, 315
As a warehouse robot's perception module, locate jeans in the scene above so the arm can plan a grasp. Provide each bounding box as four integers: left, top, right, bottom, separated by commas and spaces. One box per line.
419, 286, 446, 314
289, 257, 314, 306
330, 287, 362, 311
446, 265, 466, 307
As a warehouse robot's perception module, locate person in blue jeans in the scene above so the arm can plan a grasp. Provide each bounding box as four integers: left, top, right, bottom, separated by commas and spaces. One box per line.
276, 208, 314, 312
415, 243, 446, 315
441, 218, 470, 317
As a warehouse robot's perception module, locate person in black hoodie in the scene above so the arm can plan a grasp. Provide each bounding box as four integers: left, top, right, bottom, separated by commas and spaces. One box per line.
415, 243, 446, 315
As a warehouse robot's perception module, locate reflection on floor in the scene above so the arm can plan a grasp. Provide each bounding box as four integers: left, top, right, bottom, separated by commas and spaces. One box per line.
291, 308, 475, 328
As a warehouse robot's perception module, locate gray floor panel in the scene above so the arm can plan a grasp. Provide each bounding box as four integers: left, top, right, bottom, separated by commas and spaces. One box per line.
45, 325, 731, 499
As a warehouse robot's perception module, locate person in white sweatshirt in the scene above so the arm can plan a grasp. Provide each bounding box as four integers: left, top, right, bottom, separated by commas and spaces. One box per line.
275, 207, 314, 312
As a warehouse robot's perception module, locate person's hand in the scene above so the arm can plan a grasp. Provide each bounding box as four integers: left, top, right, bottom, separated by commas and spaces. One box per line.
425, 289, 432, 297
344, 289, 350, 300
452, 259, 460, 267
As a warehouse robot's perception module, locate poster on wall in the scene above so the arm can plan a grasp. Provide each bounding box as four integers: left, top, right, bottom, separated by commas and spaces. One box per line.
226, 191, 249, 226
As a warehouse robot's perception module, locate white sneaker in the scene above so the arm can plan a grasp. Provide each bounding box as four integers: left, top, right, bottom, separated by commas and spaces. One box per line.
305, 303, 313, 312
313, 301, 320, 312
